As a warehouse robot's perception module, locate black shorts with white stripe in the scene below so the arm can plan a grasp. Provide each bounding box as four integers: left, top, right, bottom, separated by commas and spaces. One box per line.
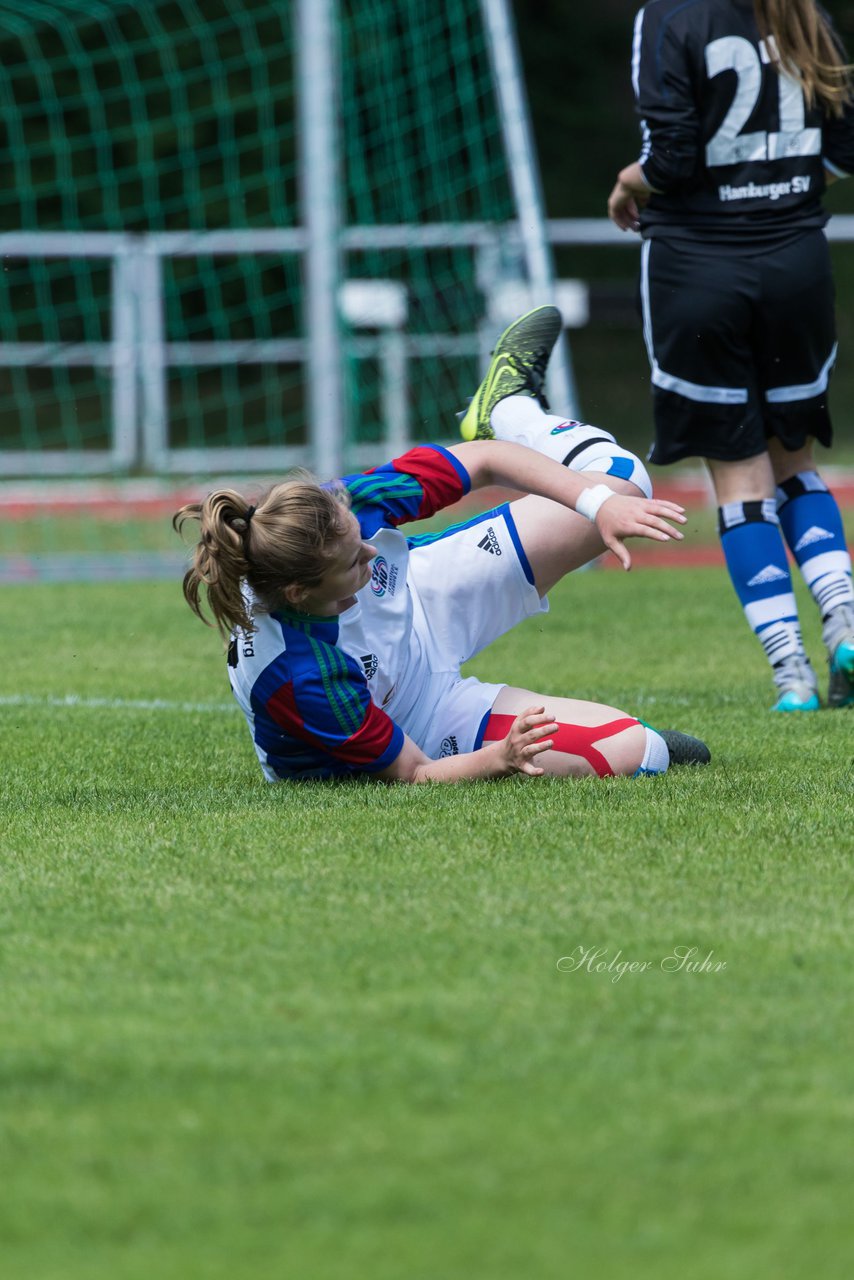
639, 230, 836, 465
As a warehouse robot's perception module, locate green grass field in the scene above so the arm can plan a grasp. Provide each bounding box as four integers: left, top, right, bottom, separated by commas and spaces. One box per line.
2, 566, 852, 1280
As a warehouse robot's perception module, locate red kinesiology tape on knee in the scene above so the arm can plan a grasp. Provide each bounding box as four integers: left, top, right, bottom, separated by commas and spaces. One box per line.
484, 715, 639, 778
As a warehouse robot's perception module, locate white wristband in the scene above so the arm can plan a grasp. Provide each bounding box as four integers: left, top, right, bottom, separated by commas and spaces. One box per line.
575, 484, 616, 523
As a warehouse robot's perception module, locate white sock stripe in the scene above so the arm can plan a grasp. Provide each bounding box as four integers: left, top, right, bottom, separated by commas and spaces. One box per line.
777, 471, 828, 508
719, 500, 779, 529
815, 579, 854, 611
744, 593, 799, 630
719, 501, 745, 530
794, 470, 828, 493
798, 549, 853, 587
637, 726, 670, 776
761, 637, 800, 662
757, 622, 804, 663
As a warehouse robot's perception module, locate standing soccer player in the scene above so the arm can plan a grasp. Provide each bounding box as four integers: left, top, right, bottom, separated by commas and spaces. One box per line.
608, 0, 854, 710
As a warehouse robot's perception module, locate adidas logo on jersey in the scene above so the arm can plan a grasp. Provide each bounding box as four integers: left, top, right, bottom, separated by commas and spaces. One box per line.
747, 564, 789, 587
360, 653, 379, 680
477, 526, 502, 556
794, 526, 834, 552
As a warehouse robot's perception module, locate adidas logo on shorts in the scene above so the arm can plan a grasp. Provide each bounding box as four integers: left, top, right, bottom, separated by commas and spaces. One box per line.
477, 526, 502, 556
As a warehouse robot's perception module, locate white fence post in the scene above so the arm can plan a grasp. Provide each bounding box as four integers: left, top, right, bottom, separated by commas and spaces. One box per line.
110, 240, 139, 470
298, 0, 346, 479
136, 241, 168, 472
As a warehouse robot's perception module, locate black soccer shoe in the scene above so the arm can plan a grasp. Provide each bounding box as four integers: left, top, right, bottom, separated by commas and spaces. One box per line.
659, 729, 711, 767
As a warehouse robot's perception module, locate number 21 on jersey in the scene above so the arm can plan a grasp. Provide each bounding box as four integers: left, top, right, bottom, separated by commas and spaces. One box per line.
705, 35, 821, 167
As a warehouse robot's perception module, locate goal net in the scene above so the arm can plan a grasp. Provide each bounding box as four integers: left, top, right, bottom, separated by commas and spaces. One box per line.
0, 0, 554, 573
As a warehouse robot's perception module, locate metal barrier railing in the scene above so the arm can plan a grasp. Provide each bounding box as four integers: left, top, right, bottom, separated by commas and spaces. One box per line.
2, 217, 852, 475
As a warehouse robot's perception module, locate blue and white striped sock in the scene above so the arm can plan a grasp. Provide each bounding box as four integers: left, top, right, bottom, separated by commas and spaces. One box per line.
718, 499, 805, 669
776, 472, 853, 620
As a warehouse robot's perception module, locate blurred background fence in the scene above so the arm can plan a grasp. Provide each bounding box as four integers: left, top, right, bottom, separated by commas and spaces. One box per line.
1, 0, 852, 578
0, 0, 570, 482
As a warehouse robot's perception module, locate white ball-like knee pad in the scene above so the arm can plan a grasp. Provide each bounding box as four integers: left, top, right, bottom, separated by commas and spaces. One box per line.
555, 422, 653, 499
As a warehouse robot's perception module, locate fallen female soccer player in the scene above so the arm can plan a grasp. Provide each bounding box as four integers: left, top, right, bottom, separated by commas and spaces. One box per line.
175, 307, 710, 782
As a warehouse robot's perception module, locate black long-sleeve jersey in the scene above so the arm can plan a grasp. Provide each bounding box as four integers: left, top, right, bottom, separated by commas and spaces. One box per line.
632, 0, 854, 242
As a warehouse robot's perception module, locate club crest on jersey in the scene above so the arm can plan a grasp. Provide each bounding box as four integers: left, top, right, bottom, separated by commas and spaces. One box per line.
477, 526, 502, 556
360, 652, 379, 680
370, 555, 398, 597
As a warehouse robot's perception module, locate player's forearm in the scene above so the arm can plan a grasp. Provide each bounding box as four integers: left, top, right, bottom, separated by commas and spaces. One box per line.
450, 439, 605, 513
378, 729, 511, 784
409, 741, 511, 783
615, 161, 659, 195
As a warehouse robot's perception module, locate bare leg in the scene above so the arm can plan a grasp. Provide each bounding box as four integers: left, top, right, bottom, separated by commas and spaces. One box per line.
511, 474, 645, 597
705, 451, 775, 503
767, 436, 815, 485
486, 685, 648, 778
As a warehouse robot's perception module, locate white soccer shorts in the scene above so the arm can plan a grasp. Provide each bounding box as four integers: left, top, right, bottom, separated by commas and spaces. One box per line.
402, 502, 548, 758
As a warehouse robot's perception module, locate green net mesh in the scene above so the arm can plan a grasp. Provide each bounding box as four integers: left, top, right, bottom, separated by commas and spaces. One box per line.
0, 0, 521, 567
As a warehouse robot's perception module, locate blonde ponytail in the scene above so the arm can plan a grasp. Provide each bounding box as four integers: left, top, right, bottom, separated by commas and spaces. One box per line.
173, 475, 351, 639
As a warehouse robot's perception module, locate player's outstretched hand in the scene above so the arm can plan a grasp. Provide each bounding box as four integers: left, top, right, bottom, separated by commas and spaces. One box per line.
498, 706, 558, 777
595, 494, 687, 571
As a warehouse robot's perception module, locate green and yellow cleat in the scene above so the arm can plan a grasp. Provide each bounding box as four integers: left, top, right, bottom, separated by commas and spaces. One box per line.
459, 305, 562, 441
